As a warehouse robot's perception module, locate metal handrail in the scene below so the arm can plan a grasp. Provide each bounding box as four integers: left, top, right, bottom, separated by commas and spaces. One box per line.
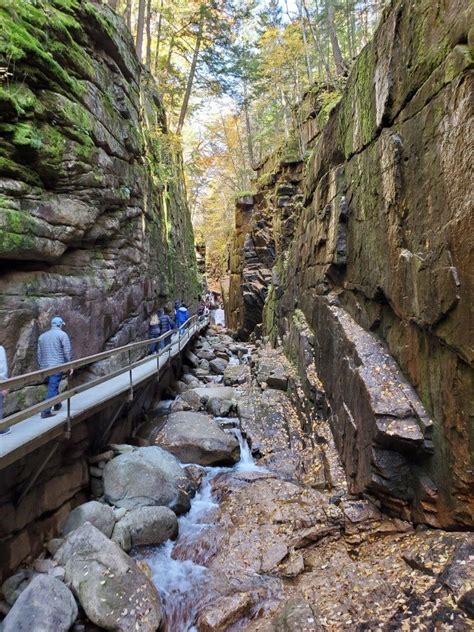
0, 315, 208, 433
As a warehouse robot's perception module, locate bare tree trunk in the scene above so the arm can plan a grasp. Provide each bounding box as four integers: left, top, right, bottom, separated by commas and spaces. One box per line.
327, 2, 348, 75
301, 0, 332, 83
176, 8, 204, 134
124, 0, 133, 31
154, 0, 164, 74
145, 0, 152, 67
135, 0, 146, 62
297, 0, 313, 84
243, 92, 255, 169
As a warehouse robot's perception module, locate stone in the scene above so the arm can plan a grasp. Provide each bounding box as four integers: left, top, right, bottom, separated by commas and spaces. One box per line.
181, 389, 203, 411
206, 397, 233, 417
196, 349, 215, 361
209, 358, 228, 375
182, 374, 201, 387
89, 450, 115, 465
2, 574, 78, 632
91, 477, 104, 498
269, 597, 323, 631
193, 386, 237, 401
55, 523, 162, 632
197, 592, 253, 631
46, 538, 65, 556
185, 349, 200, 368
33, 558, 57, 573
260, 541, 289, 572
152, 412, 240, 466
103, 445, 192, 513
112, 506, 178, 552
62, 500, 117, 538
89, 466, 103, 478
184, 465, 205, 490
1, 569, 38, 606
223, 364, 249, 386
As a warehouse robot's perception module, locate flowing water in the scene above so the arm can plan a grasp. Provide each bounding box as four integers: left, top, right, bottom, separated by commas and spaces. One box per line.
135, 429, 264, 631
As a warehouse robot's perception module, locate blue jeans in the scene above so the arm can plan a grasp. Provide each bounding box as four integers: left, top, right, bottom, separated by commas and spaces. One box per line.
44, 373, 63, 413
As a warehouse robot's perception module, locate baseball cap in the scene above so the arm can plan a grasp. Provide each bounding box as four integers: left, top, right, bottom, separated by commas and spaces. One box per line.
51, 316, 65, 326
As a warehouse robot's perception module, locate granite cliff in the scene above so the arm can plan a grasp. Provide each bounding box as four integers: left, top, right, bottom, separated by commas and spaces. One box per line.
0, 0, 200, 410
226, 0, 473, 527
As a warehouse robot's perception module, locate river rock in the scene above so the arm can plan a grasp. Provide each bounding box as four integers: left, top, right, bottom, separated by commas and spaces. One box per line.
185, 349, 200, 368
210, 358, 228, 375
196, 349, 215, 361
182, 374, 201, 387
197, 592, 253, 632
1, 569, 38, 606
2, 574, 78, 632
55, 522, 162, 631
224, 364, 249, 385
112, 506, 178, 552
103, 446, 192, 513
152, 412, 240, 466
193, 386, 237, 401
62, 500, 116, 538
181, 389, 203, 411
206, 397, 233, 417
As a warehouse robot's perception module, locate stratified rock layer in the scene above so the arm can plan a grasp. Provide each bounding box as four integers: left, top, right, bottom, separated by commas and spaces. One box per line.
227, 0, 474, 526
0, 0, 199, 393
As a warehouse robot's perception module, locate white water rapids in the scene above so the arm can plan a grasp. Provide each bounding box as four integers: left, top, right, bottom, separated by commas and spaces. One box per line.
134, 428, 264, 631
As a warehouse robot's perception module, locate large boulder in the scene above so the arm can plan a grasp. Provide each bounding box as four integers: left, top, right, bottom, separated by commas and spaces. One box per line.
152, 412, 240, 466
103, 446, 192, 513
1, 569, 37, 605
55, 522, 162, 632
62, 500, 116, 538
2, 574, 78, 632
112, 506, 178, 552
209, 358, 228, 375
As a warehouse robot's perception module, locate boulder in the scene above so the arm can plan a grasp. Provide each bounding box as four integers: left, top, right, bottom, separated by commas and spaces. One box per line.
62, 500, 116, 538
182, 374, 201, 387
197, 593, 253, 631
224, 364, 249, 386
207, 398, 233, 417
112, 506, 178, 552
193, 386, 236, 401
153, 412, 240, 466
185, 349, 200, 368
103, 446, 192, 513
1, 569, 38, 606
181, 389, 203, 411
196, 349, 215, 361
2, 575, 77, 632
55, 523, 161, 632
209, 358, 228, 375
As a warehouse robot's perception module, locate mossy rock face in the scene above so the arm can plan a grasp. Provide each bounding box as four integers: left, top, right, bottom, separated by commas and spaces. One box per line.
0, 1, 199, 384
229, 0, 474, 527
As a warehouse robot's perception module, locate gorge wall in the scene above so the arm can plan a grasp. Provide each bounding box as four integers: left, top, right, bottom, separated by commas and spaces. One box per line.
226, 0, 473, 527
0, 0, 200, 411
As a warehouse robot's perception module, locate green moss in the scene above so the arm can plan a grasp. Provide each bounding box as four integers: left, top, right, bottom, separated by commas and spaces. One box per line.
0, 207, 36, 252
0, 157, 41, 186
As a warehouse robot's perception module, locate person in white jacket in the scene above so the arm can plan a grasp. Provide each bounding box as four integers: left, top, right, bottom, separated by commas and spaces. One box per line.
0, 345, 9, 434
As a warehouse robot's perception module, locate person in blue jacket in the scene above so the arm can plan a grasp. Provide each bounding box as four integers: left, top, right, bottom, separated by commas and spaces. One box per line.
175, 303, 189, 333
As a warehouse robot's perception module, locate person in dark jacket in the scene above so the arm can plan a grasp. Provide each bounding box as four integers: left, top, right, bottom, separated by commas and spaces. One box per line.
159, 308, 175, 349
37, 316, 73, 419
148, 313, 161, 355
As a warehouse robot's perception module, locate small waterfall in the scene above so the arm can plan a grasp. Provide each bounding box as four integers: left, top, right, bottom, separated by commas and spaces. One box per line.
135, 428, 265, 631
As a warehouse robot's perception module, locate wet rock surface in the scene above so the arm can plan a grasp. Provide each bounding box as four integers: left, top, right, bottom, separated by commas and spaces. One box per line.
151, 411, 241, 466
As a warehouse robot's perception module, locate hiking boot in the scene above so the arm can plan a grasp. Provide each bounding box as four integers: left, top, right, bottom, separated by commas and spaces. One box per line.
53, 403, 63, 411
41, 411, 56, 419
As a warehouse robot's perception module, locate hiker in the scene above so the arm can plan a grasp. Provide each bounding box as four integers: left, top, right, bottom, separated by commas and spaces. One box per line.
175, 303, 189, 333
158, 308, 175, 349
174, 300, 181, 320
148, 312, 161, 354
0, 345, 10, 434
37, 316, 73, 419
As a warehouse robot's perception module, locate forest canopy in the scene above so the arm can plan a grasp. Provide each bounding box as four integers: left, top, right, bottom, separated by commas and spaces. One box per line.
107, 0, 387, 280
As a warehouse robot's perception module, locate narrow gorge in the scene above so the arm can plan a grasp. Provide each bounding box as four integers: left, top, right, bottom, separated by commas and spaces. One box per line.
0, 0, 473, 631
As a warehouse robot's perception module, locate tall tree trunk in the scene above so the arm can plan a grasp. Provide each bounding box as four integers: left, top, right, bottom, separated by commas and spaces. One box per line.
124, 0, 133, 31
243, 93, 255, 169
301, 0, 332, 83
327, 2, 347, 75
145, 0, 152, 67
345, 0, 354, 59
297, 0, 313, 84
154, 0, 164, 74
176, 8, 204, 135
135, 0, 146, 62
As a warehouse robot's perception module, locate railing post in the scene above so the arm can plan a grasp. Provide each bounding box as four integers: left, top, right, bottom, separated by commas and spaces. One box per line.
65, 397, 71, 439
128, 349, 133, 401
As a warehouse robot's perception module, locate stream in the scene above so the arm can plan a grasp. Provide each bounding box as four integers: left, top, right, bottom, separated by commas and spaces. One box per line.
135, 428, 264, 631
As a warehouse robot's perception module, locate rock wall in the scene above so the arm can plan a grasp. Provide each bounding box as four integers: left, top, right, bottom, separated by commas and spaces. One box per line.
227, 0, 474, 527
0, 0, 200, 409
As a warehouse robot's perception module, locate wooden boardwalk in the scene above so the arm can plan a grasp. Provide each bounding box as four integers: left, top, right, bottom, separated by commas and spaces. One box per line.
0, 317, 208, 470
